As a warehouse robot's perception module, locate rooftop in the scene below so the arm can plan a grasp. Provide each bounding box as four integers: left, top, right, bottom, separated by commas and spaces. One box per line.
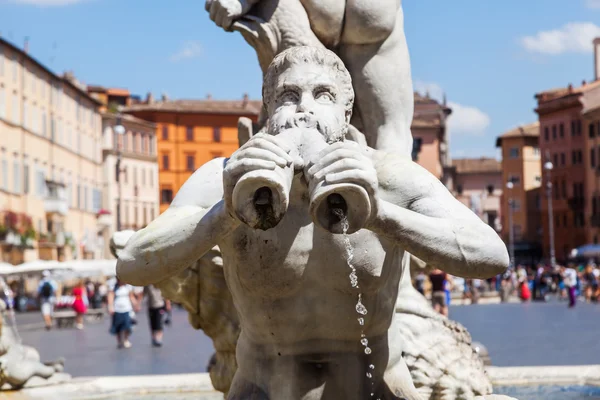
535, 80, 600, 103
452, 157, 502, 175
495, 122, 539, 147
102, 112, 156, 129
123, 98, 263, 116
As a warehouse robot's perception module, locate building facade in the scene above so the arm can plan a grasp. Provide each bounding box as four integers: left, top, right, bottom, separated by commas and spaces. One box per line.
496, 122, 543, 264
123, 95, 262, 213
534, 37, 600, 262
100, 113, 159, 257
411, 92, 453, 183
0, 38, 104, 264
449, 158, 503, 234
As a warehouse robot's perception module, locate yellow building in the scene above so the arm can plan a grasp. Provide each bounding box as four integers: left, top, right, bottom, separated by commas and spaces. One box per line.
496, 122, 543, 264
0, 38, 104, 264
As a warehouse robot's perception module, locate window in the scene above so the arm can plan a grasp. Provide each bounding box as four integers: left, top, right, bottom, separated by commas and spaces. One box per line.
456, 185, 463, 195
487, 185, 494, 195
562, 181, 566, 200
186, 155, 195, 171
572, 150, 577, 165
1, 158, 7, 190
92, 189, 102, 213
23, 163, 29, 194
512, 200, 521, 211
411, 137, 423, 161
535, 175, 542, 183
590, 123, 596, 138
559, 123, 564, 138
77, 182, 81, 209
578, 120, 583, 135
563, 214, 568, 227
544, 127, 549, 141
186, 126, 194, 141
161, 126, 168, 140
571, 121, 576, 136
161, 189, 173, 204
578, 150, 583, 164
552, 125, 557, 139
533, 147, 540, 157
213, 127, 222, 143
12, 160, 20, 194
35, 168, 45, 197
560, 153, 565, 166
553, 153, 558, 166
592, 148, 597, 168
11, 92, 18, 123
555, 215, 560, 228
0, 87, 5, 120
162, 154, 170, 170
12, 55, 17, 83
509, 147, 519, 158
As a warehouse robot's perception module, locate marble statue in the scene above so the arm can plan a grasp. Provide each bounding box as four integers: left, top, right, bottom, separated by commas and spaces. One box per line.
205, 0, 414, 156
0, 289, 67, 390
117, 46, 509, 399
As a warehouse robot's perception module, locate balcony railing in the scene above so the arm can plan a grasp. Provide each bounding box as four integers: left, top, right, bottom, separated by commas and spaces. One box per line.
44, 196, 68, 216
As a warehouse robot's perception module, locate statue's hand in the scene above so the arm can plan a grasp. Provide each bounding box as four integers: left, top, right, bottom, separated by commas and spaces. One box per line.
305, 141, 380, 222
205, 0, 254, 31
223, 133, 293, 219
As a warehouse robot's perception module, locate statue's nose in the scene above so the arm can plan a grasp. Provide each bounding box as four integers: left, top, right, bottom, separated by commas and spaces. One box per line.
296, 94, 315, 114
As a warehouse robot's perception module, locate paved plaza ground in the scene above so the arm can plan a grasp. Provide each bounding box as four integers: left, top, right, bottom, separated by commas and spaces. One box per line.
10, 300, 600, 378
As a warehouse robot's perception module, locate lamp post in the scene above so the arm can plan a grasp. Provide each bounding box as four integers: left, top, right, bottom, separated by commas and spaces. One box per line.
114, 119, 126, 232
506, 181, 515, 268
544, 161, 556, 268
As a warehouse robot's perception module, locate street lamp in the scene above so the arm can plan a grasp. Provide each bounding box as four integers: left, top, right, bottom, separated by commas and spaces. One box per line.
506, 181, 515, 268
114, 119, 126, 232
544, 161, 556, 269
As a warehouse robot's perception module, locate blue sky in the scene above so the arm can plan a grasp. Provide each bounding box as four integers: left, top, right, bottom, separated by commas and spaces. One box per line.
1, 0, 600, 158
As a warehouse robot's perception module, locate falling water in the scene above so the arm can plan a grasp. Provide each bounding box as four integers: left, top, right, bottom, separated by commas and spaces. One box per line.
340, 215, 378, 398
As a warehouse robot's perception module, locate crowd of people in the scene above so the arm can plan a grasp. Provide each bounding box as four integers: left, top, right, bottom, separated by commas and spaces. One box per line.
413, 261, 600, 314
32, 271, 172, 349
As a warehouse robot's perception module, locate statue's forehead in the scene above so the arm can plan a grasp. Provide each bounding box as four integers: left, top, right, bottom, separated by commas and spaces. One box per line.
275, 64, 339, 89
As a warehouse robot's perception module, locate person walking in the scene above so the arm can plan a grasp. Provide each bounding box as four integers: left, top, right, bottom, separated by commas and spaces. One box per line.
429, 269, 449, 316
71, 280, 88, 330
107, 278, 139, 349
143, 285, 171, 347
562, 265, 578, 308
37, 270, 57, 331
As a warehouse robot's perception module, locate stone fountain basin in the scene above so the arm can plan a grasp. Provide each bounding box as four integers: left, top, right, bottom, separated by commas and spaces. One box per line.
1, 366, 599, 399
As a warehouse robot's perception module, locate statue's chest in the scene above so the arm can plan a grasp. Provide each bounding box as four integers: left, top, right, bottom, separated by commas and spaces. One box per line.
222, 212, 388, 298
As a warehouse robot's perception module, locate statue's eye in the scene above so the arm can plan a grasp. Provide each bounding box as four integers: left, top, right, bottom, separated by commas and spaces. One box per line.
281, 91, 299, 103
315, 90, 334, 103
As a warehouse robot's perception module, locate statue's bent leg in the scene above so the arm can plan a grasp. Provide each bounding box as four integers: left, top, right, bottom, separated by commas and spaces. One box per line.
227, 372, 270, 400
339, 8, 414, 156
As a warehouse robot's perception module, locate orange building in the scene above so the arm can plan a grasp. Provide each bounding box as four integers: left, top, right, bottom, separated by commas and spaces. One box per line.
123, 95, 261, 213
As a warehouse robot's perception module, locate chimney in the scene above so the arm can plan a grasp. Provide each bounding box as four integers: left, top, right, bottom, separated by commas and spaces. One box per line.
568, 83, 573, 93
206, 93, 212, 100
242, 93, 249, 107
161, 93, 168, 102
595, 37, 600, 81
583, 80, 587, 86
24, 36, 29, 54
146, 92, 154, 104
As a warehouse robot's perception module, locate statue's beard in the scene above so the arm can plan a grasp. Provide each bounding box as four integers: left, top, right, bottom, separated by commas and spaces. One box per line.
268, 113, 346, 144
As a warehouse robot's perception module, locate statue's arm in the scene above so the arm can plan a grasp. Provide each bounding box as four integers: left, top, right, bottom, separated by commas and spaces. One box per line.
369, 158, 509, 279
116, 158, 240, 286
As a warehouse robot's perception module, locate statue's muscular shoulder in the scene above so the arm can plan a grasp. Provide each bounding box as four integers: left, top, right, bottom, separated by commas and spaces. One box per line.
170, 157, 226, 209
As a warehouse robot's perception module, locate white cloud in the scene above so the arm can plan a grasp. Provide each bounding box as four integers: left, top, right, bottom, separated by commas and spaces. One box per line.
8, 0, 86, 5
446, 102, 491, 137
520, 22, 600, 55
169, 41, 202, 63
585, 0, 600, 9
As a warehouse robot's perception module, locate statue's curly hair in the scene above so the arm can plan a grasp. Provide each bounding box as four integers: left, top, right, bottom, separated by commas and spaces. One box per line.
262, 46, 354, 115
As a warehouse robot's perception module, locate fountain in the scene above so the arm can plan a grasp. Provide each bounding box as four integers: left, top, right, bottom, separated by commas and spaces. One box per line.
117, 44, 513, 399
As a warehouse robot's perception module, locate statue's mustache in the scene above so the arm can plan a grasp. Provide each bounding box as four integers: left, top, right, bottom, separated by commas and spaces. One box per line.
285, 114, 321, 131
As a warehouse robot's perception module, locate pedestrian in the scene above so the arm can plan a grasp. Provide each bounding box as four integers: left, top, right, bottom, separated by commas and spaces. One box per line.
429, 269, 449, 316
37, 270, 57, 331
143, 284, 171, 347
562, 265, 578, 308
583, 264, 598, 303
71, 280, 88, 330
107, 278, 139, 349
414, 271, 426, 296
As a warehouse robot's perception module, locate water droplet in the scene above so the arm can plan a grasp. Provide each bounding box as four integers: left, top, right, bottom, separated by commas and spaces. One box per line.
364, 347, 372, 355
358, 317, 365, 326
366, 372, 372, 378
361, 338, 369, 346
369, 364, 375, 370
370, 393, 374, 397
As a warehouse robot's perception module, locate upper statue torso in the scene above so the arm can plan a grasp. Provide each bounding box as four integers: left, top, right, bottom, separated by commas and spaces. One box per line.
217, 174, 405, 355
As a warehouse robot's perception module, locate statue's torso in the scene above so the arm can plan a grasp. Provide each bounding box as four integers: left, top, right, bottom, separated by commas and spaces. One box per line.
218, 180, 404, 355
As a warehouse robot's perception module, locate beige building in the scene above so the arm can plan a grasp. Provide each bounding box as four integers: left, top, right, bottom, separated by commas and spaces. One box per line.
0, 38, 104, 264
496, 122, 543, 263
99, 113, 159, 256
449, 158, 503, 233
